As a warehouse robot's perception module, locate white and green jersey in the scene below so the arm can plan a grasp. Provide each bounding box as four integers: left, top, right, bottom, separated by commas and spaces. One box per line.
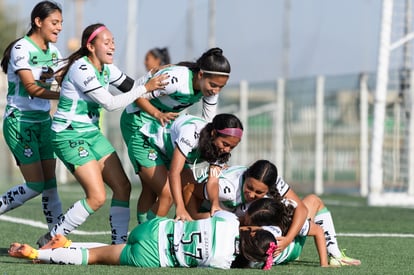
202, 165, 291, 215
139, 113, 207, 163
158, 211, 239, 268
52, 57, 145, 132
249, 226, 303, 267
126, 66, 218, 122
5, 35, 62, 122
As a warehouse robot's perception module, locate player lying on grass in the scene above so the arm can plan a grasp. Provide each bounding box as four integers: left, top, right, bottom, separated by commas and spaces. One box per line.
239, 197, 328, 267
184, 159, 361, 266
9, 210, 275, 269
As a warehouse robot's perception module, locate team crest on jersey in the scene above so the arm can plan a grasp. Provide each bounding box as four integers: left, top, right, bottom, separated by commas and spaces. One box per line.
103, 70, 109, 84
148, 149, 157, 161
78, 146, 89, 158
23, 145, 33, 158
51, 53, 59, 65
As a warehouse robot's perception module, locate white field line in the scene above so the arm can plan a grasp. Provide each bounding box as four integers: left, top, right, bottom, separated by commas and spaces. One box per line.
1, 214, 414, 238
0, 215, 110, 235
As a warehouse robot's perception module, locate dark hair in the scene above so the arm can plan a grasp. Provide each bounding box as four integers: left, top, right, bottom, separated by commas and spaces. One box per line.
149, 47, 170, 66
56, 23, 105, 84
244, 160, 280, 198
198, 113, 243, 163
232, 229, 276, 268
177, 47, 231, 77
1, 1, 62, 73
246, 198, 294, 236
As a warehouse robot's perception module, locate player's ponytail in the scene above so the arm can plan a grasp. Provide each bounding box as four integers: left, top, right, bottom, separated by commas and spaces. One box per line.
177, 47, 230, 77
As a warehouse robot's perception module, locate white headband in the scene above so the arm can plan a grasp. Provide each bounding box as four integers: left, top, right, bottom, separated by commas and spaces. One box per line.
200, 69, 230, 76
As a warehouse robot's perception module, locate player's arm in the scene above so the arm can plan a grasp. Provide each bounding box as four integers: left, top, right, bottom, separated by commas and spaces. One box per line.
275, 189, 308, 254
169, 147, 193, 221
201, 95, 218, 122
307, 221, 329, 267
206, 164, 223, 216
183, 182, 210, 220
17, 69, 60, 99
135, 97, 179, 126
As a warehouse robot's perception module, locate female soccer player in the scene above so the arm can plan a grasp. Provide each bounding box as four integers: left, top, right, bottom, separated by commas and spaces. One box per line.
0, 0, 64, 230
120, 48, 231, 223
35, 23, 167, 247
185, 159, 361, 266
9, 210, 273, 269
144, 47, 170, 71
129, 112, 243, 223
241, 197, 329, 267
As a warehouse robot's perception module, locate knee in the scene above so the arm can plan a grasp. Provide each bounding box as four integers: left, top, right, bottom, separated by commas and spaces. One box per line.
307, 194, 324, 206
86, 194, 107, 210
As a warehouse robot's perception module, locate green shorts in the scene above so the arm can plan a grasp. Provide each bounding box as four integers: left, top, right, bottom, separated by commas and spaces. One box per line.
128, 131, 170, 173
120, 110, 142, 146
3, 114, 55, 165
51, 129, 115, 173
120, 217, 166, 267
284, 236, 307, 263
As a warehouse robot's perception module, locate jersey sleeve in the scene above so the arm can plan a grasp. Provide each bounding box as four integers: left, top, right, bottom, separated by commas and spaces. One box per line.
139, 70, 177, 100
275, 176, 290, 197
173, 123, 199, 157
9, 40, 31, 73
209, 213, 240, 269
201, 94, 218, 122
71, 63, 146, 111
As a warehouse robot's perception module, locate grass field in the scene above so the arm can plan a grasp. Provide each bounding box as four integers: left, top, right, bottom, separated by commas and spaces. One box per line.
1, 181, 414, 275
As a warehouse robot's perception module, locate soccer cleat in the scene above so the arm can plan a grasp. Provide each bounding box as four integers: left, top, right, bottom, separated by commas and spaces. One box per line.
40, 234, 72, 250
36, 232, 52, 248
329, 250, 361, 266
8, 243, 39, 260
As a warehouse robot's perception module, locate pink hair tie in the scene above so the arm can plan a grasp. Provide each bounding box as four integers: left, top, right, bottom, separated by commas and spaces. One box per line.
87, 26, 107, 44
216, 128, 243, 139
263, 242, 277, 270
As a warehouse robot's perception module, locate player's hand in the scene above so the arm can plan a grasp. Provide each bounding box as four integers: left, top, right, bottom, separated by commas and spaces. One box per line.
175, 207, 193, 222
154, 111, 179, 126
209, 202, 222, 217
144, 73, 169, 91
274, 236, 289, 256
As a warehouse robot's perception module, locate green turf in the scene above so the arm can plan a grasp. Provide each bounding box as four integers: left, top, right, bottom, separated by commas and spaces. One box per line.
1, 182, 414, 274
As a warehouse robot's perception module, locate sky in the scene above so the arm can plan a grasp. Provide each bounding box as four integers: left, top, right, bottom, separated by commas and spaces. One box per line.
4, 0, 385, 85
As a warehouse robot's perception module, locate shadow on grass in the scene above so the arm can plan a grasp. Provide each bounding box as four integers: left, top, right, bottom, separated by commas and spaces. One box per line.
0, 247, 9, 256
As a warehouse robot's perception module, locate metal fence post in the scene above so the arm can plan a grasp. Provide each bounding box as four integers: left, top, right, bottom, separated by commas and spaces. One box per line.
315, 76, 324, 195
360, 73, 369, 197
275, 78, 285, 174
240, 80, 249, 165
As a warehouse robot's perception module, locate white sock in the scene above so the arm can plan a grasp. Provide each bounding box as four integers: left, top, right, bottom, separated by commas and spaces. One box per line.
37, 247, 88, 265
0, 184, 39, 214
68, 242, 108, 249
42, 187, 63, 230
315, 207, 342, 257
109, 205, 130, 244
51, 199, 93, 237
